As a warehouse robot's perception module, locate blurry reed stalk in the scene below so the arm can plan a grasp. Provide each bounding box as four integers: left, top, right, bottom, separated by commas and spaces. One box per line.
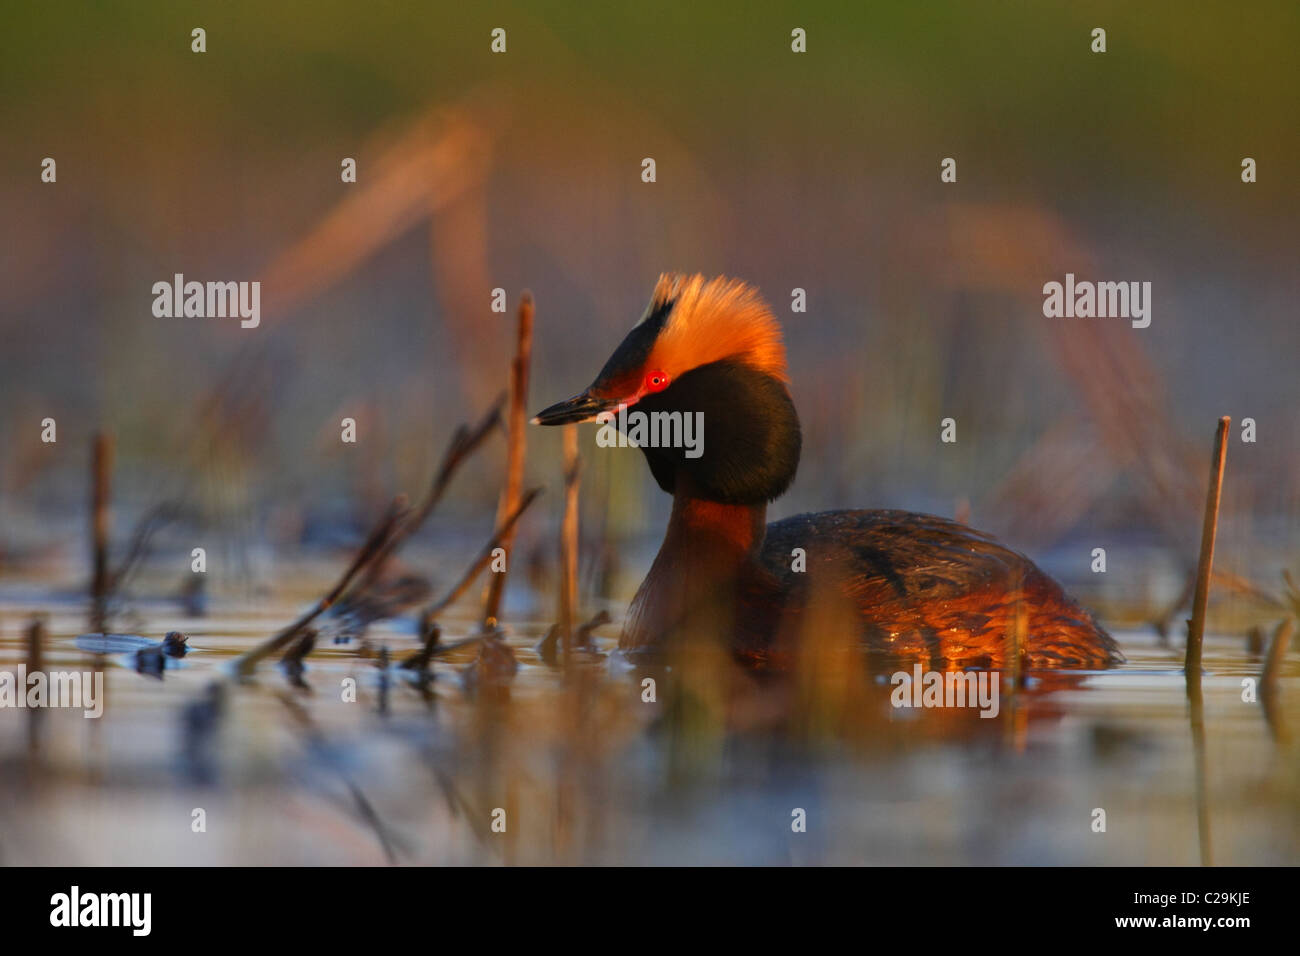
1260, 617, 1293, 742
1185, 416, 1227, 868
424, 488, 543, 620
482, 291, 533, 625
559, 424, 580, 671
1189, 682, 1213, 867
792, 584, 869, 742
1262, 617, 1294, 689
1185, 417, 1230, 681
345, 396, 504, 603
90, 433, 113, 633
26, 617, 46, 758
107, 503, 180, 595
25, 616, 44, 673
1006, 585, 1028, 685
234, 496, 410, 678
1152, 567, 1284, 643
1006, 590, 1030, 751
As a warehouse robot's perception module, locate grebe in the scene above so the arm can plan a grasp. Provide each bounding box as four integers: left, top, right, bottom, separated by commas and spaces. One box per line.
533, 274, 1123, 671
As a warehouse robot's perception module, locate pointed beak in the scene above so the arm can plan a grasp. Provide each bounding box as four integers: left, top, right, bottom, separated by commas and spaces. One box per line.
531, 390, 617, 426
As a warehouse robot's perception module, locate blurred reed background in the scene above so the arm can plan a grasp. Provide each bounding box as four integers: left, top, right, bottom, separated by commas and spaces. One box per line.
0, 0, 1297, 619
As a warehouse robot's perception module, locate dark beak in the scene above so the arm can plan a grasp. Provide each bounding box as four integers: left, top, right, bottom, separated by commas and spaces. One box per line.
531, 390, 617, 426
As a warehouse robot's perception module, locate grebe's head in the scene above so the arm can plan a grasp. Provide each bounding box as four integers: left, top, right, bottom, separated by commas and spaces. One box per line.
533, 274, 801, 504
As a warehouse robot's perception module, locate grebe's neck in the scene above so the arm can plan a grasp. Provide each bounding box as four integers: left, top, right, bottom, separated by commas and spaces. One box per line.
617, 360, 801, 652
621, 488, 767, 653
663, 493, 767, 558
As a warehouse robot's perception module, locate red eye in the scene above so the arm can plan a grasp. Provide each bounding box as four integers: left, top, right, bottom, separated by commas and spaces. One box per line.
645, 370, 670, 393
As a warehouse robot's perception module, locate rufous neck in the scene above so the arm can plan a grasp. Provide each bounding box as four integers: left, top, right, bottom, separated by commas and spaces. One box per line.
620, 489, 767, 653
661, 492, 767, 561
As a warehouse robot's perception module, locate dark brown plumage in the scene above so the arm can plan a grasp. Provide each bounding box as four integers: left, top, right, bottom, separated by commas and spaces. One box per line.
749, 510, 1121, 669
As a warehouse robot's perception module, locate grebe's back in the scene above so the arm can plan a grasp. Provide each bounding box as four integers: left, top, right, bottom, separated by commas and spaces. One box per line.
755, 509, 1123, 669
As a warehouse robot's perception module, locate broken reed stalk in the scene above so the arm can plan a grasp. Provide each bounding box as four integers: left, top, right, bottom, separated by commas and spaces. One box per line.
559, 424, 580, 669
90, 433, 113, 633
108, 502, 182, 593
26, 617, 46, 756
1261, 617, 1294, 743
1262, 617, 1294, 690
346, 396, 505, 601
1211, 569, 1289, 609
426, 486, 543, 619
482, 291, 533, 625
233, 496, 410, 678
1153, 567, 1285, 642
400, 620, 441, 670
26, 616, 45, 674
410, 634, 486, 661
576, 609, 611, 649
1185, 417, 1230, 681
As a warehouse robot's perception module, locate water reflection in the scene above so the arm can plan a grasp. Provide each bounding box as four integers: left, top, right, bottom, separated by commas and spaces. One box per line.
0, 589, 1296, 865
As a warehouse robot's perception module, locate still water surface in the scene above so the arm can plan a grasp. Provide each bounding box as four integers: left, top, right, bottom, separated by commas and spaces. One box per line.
1, 562, 1296, 866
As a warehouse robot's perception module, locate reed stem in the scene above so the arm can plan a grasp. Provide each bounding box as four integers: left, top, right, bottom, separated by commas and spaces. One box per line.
90, 433, 113, 633
560, 424, 580, 670
483, 291, 533, 624
1185, 417, 1230, 679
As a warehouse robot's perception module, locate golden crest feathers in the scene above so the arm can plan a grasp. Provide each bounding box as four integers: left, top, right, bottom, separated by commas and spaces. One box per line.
646, 273, 788, 382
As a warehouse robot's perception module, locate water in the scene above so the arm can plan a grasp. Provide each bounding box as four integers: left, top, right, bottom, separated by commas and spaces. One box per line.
1, 560, 1296, 866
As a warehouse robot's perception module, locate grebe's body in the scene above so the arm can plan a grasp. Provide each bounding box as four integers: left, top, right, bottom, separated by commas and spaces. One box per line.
623, 501, 1118, 670
535, 275, 1122, 671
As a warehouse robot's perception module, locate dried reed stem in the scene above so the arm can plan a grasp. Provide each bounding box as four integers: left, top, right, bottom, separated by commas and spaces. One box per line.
1261, 617, 1294, 743
428, 487, 543, 619
90, 433, 113, 633
1184, 417, 1227, 868
482, 291, 533, 624
108, 502, 182, 593
26, 616, 46, 756
234, 496, 410, 678
347, 396, 504, 601
559, 424, 581, 669
1185, 417, 1230, 679
1262, 617, 1293, 691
